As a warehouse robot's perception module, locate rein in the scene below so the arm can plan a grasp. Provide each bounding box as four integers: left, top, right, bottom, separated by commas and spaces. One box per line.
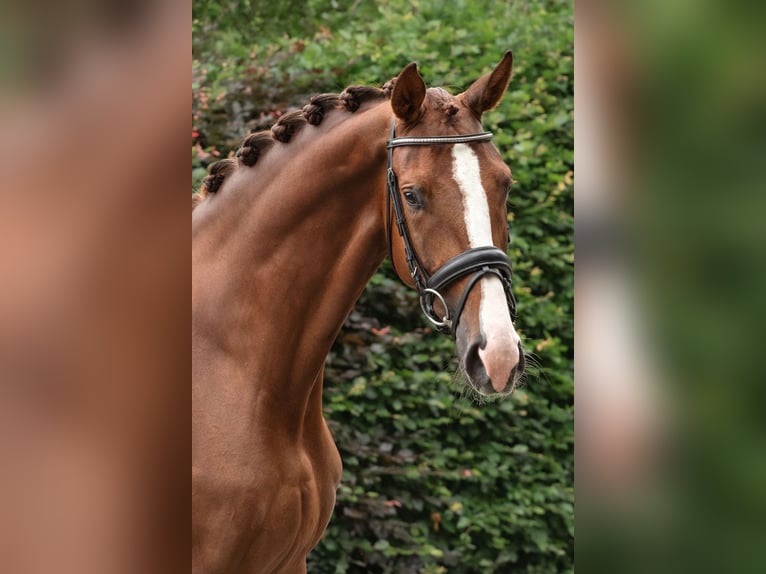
386, 118, 517, 335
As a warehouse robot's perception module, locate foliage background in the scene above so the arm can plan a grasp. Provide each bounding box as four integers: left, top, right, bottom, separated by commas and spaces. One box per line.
192, 1, 573, 572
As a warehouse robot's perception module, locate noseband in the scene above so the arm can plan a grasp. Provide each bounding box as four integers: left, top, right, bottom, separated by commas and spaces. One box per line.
386, 119, 517, 335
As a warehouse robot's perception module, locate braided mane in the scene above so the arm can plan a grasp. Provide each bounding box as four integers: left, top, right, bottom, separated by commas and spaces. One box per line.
192, 81, 395, 210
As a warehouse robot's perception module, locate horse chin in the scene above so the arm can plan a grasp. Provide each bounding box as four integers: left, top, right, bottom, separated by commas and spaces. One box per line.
455, 321, 521, 397
466, 370, 517, 398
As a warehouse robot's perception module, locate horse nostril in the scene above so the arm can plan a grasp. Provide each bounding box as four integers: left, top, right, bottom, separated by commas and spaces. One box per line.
463, 339, 486, 384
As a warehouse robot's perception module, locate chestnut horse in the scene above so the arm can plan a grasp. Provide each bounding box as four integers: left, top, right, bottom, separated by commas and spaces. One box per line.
192, 52, 523, 573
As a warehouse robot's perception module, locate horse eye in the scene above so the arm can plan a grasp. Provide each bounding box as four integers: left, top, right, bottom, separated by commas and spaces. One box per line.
403, 190, 421, 208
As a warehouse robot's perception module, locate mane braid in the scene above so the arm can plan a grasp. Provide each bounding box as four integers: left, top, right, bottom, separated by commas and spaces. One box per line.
302, 93, 341, 125
339, 85, 388, 112
271, 110, 307, 143
199, 158, 236, 197
381, 77, 397, 98
236, 131, 274, 167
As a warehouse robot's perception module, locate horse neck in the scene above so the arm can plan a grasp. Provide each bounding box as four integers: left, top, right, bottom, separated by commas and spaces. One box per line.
193, 102, 391, 423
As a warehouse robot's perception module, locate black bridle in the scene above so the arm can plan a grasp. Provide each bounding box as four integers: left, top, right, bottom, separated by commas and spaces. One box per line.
385, 119, 517, 335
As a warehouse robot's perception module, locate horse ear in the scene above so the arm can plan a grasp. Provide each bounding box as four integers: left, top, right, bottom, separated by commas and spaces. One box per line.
391, 62, 426, 122
462, 51, 514, 117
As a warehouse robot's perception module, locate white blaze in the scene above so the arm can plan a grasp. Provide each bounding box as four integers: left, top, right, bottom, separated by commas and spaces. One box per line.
451, 144, 520, 392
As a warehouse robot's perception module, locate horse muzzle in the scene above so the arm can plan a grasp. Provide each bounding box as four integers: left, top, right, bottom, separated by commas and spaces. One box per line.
458, 330, 524, 395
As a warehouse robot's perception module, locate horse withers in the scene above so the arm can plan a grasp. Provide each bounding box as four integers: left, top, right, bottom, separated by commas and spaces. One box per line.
192, 51, 523, 573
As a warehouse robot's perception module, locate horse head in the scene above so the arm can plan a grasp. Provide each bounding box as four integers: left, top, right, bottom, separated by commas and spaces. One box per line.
385, 51, 524, 396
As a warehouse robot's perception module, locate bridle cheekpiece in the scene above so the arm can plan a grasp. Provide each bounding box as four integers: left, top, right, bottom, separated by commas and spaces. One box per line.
385, 118, 517, 335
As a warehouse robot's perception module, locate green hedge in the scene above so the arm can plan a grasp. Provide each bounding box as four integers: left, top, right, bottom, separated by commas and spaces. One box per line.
193, 1, 573, 571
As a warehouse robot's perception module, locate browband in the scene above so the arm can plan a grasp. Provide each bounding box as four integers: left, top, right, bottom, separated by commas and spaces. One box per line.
387, 131, 493, 149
